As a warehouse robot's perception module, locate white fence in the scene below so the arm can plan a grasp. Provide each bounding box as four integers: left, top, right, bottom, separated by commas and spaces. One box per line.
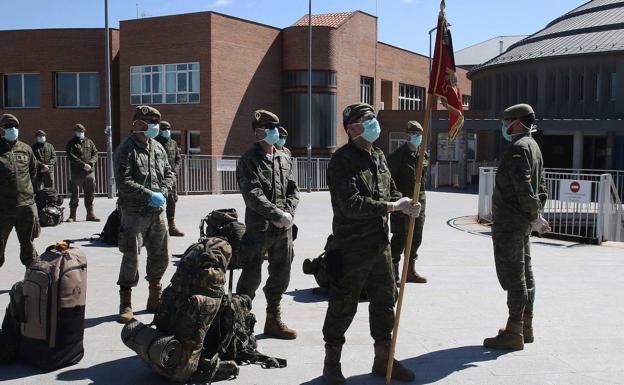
478, 167, 624, 243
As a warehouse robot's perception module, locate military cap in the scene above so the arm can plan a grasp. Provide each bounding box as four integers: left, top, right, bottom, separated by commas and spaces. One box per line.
36, 130, 46, 137
132, 105, 161, 122
343, 103, 375, 128
75, 123, 86, 132
503, 104, 535, 120
252, 110, 279, 129
406, 121, 423, 133
0, 114, 19, 128
278, 126, 288, 137
160, 121, 171, 129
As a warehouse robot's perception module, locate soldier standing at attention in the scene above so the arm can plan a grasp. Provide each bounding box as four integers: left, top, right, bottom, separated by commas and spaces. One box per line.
114, 105, 175, 324
387, 121, 428, 284
275, 126, 291, 157
322, 103, 420, 384
236, 110, 299, 340
0, 114, 39, 268
484, 103, 549, 350
156, 120, 184, 237
66, 123, 100, 222
31, 130, 57, 191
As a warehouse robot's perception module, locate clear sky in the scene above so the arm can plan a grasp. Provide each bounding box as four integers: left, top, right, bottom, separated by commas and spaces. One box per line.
2, 0, 584, 55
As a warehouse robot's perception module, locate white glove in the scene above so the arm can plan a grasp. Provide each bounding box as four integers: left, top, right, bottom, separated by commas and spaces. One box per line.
401, 201, 422, 218
273, 211, 293, 229
387, 197, 412, 213
83, 164, 92, 172
531, 216, 551, 236
41, 164, 50, 172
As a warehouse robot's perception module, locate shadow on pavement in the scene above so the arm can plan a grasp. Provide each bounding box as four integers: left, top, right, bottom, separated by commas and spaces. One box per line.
65, 237, 117, 249
346, 345, 509, 385
84, 310, 150, 329
56, 356, 169, 385
299, 376, 324, 385
285, 288, 328, 304
0, 362, 47, 382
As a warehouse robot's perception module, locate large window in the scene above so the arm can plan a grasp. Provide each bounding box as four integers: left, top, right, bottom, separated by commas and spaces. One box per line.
360, 76, 373, 105
130, 62, 200, 105
398, 83, 424, 111
187, 131, 201, 154
437, 132, 476, 161
3, 73, 40, 108
56, 72, 100, 108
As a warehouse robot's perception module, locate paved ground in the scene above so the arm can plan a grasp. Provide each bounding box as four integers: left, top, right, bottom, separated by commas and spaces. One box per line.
1, 191, 623, 385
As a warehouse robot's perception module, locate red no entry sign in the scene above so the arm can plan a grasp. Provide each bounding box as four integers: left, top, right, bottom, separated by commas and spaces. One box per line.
570, 181, 580, 193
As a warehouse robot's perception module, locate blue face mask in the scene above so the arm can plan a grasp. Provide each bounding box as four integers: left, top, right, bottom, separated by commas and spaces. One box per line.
161, 129, 171, 139
3, 127, 19, 142
75, 131, 85, 140
145, 123, 160, 139
276, 137, 286, 148
37, 136, 46, 144
501, 123, 513, 142
263, 127, 280, 146
410, 134, 422, 147
360, 118, 381, 143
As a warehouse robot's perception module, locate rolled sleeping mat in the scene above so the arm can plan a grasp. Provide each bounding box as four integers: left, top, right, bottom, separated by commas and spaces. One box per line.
121, 319, 183, 369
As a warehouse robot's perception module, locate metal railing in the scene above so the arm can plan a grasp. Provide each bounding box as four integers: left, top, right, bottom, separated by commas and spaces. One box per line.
53, 152, 111, 197
430, 160, 499, 189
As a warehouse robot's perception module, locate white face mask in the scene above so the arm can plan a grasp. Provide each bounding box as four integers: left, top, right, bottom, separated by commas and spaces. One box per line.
37, 136, 46, 144
75, 131, 85, 140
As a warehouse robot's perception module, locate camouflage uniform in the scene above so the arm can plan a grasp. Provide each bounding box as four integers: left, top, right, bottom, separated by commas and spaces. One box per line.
322, 140, 402, 347
0, 116, 40, 267
31, 138, 57, 191
114, 133, 175, 288
66, 132, 98, 211
156, 126, 181, 225
388, 143, 428, 267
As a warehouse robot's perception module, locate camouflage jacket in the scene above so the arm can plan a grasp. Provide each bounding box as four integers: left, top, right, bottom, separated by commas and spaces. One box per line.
327, 141, 402, 247
156, 136, 182, 173
31, 142, 57, 169
237, 143, 299, 232
113, 135, 175, 214
492, 134, 547, 228
0, 139, 37, 209
66, 136, 98, 173
387, 143, 428, 203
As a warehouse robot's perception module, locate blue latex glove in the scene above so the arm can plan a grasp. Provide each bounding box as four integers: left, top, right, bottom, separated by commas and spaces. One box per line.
148, 192, 166, 208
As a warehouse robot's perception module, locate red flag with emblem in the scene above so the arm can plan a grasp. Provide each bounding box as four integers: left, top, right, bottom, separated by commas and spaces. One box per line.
429, 0, 464, 141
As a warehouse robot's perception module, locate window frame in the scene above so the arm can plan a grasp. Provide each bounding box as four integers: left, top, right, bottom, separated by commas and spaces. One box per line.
187, 130, 201, 155
3, 73, 41, 109
55, 72, 100, 109
461, 95, 471, 109
398, 83, 425, 111
360, 76, 373, 105
130, 62, 200, 105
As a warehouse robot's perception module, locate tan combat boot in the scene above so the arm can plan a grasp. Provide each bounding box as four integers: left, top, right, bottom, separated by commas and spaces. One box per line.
168, 220, 185, 237
264, 305, 297, 340
371, 342, 415, 382
146, 283, 162, 313
118, 287, 133, 324
523, 312, 534, 343
484, 318, 524, 350
86, 208, 100, 222
406, 260, 427, 283
323, 345, 346, 385
67, 207, 77, 222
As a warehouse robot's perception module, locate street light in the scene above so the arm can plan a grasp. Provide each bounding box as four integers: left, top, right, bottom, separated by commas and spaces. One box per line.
307, 0, 312, 193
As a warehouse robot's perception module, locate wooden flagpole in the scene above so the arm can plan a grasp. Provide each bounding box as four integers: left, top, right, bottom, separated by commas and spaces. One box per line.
385, 95, 435, 384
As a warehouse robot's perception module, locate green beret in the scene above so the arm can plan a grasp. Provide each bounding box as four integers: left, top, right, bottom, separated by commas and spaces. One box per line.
75, 123, 86, 132
406, 121, 423, 133
36, 130, 46, 137
252, 110, 279, 129
278, 126, 288, 137
343, 103, 375, 128
133, 105, 161, 122
0, 114, 19, 128
503, 104, 535, 120
160, 121, 171, 129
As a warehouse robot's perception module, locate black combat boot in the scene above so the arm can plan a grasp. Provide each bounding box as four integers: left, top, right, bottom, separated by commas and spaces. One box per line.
322, 344, 346, 385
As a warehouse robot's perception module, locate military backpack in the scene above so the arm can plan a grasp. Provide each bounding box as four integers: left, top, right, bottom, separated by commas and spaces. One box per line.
200, 208, 247, 270
35, 188, 64, 227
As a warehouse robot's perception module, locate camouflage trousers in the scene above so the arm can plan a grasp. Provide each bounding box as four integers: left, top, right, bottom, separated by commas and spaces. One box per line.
236, 227, 293, 307
492, 226, 535, 321
117, 208, 170, 287
0, 205, 40, 268
390, 206, 426, 264
165, 184, 178, 223
323, 236, 396, 347
34, 170, 55, 191
69, 171, 96, 209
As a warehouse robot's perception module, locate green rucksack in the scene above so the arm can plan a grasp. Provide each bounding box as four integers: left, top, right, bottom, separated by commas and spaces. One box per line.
200, 209, 247, 270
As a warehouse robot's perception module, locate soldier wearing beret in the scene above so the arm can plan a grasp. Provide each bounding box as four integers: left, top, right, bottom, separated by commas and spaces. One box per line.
156, 120, 184, 237
31, 130, 57, 191
66, 123, 100, 222
275, 126, 291, 157
236, 109, 300, 340
0, 114, 39, 269
387, 121, 428, 284
484, 103, 550, 350
321, 103, 419, 384
114, 105, 175, 324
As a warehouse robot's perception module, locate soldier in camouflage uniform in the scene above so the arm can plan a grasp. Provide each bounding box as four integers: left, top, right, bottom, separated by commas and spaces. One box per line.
388, 121, 428, 284
156, 121, 184, 237
275, 126, 291, 157
114, 105, 175, 324
484, 104, 549, 351
322, 103, 420, 385
0, 114, 39, 268
66, 124, 100, 222
31, 130, 57, 191
236, 110, 299, 340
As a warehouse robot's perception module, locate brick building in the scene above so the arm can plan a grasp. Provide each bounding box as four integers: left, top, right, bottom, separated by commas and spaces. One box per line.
1, 11, 471, 159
